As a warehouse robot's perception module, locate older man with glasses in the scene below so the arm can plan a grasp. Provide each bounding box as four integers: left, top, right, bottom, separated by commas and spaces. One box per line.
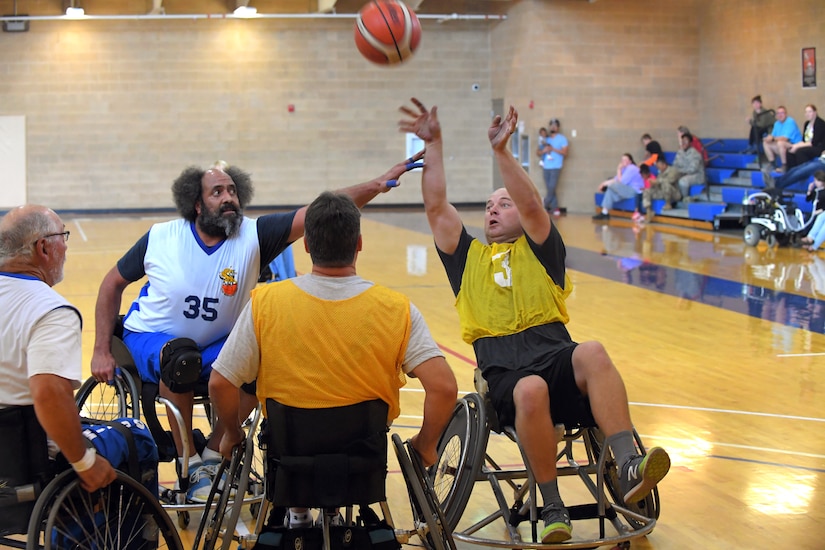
0, 205, 117, 493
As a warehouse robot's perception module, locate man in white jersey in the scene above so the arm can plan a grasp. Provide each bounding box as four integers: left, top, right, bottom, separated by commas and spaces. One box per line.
399, 99, 670, 543
0, 205, 116, 493
208, 191, 458, 528
91, 158, 419, 502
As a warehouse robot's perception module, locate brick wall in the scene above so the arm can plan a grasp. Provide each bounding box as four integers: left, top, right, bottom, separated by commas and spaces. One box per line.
0, 0, 822, 213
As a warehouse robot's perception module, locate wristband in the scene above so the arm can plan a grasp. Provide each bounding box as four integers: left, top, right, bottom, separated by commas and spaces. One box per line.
70, 447, 97, 473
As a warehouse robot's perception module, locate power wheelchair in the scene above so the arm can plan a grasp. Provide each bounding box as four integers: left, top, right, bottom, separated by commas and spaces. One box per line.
428, 372, 661, 549
0, 405, 183, 550
74, 319, 264, 529
193, 398, 455, 550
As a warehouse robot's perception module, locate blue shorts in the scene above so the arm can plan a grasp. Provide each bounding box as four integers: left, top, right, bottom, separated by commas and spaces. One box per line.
122, 329, 227, 385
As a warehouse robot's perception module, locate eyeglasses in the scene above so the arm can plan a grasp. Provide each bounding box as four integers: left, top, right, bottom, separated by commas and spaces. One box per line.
34, 231, 70, 244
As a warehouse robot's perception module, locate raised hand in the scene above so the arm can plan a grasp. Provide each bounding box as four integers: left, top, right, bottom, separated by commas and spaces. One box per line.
398, 97, 441, 144
489, 105, 518, 151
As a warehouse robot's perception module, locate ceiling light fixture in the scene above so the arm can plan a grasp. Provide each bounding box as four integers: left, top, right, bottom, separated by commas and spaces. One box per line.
233, 6, 257, 18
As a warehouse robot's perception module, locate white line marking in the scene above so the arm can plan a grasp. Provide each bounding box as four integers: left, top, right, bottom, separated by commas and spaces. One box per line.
72, 219, 88, 242
777, 352, 825, 357
401, 389, 825, 423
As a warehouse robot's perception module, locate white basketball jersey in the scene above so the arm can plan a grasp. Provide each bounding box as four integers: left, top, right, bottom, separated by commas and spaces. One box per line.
123, 218, 261, 347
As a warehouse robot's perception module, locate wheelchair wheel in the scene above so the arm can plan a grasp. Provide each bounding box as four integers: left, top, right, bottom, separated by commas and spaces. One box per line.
76, 369, 140, 421
743, 223, 763, 246
392, 434, 455, 550
586, 428, 660, 529
428, 393, 487, 530
194, 407, 264, 550
27, 469, 183, 550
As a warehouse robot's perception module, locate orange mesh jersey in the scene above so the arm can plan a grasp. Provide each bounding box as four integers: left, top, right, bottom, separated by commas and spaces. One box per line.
252, 280, 410, 422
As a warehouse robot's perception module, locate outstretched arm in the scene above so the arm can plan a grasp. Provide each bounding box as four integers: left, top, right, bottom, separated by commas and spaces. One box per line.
287, 155, 420, 242
399, 98, 463, 254
490, 106, 551, 245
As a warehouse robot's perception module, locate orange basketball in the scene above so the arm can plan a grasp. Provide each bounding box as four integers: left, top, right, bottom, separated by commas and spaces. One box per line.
354, 0, 421, 65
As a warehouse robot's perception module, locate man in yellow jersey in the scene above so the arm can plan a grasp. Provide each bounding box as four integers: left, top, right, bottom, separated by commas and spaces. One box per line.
208, 191, 457, 528
398, 98, 670, 543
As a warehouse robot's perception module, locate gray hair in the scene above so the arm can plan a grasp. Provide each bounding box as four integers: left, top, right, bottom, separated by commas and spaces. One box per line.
0, 208, 56, 265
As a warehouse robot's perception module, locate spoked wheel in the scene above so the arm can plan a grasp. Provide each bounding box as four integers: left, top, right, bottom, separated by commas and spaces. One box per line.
427, 393, 488, 530
393, 434, 455, 550
27, 470, 183, 550
75, 369, 140, 421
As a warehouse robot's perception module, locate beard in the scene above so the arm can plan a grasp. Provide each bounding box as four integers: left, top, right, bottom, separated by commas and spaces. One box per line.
198, 203, 243, 238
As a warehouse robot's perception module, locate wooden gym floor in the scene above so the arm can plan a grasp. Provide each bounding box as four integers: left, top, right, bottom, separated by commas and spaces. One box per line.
58, 208, 824, 549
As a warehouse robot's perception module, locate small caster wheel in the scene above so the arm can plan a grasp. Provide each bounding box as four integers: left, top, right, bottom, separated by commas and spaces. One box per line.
178, 510, 190, 529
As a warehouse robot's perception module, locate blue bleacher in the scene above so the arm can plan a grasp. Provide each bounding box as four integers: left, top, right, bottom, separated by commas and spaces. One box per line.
701, 138, 749, 153
706, 168, 735, 184
706, 154, 757, 170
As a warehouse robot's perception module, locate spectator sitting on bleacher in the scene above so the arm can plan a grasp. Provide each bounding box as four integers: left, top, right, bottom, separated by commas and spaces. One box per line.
593, 153, 643, 221
746, 95, 775, 154
640, 134, 663, 166
800, 170, 825, 253
767, 150, 825, 192
677, 125, 708, 166
672, 132, 706, 202
786, 104, 825, 170
762, 106, 802, 173
643, 157, 682, 221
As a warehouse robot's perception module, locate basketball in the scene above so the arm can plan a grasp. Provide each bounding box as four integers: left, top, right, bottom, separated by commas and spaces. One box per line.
354, 0, 421, 65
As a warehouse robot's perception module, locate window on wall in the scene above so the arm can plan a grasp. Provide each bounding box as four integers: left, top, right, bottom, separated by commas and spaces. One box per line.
511, 129, 530, 173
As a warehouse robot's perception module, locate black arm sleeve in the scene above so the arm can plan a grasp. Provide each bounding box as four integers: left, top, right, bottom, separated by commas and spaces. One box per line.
256, 211, 298, 273
526, 226, 567, 289
115, 233, 149, 282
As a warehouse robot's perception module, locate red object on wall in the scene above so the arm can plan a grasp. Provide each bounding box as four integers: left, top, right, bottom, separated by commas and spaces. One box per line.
529, 100, 534, 109
288, 104, 295, 113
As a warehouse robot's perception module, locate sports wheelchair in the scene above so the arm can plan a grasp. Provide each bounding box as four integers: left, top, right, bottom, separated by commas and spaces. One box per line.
0, 405, 183, 550
193, 398, 454, 550
74, 320, 264, 528
429, 372, 660, 549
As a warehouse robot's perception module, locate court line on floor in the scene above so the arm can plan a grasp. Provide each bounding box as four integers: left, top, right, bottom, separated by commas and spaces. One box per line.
400, 387, 825, 424
72, 218, 88, 242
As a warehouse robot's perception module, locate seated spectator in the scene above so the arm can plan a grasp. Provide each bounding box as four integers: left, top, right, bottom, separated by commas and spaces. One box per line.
672, 132, 706, 200
677, 125, 708, 166
746, 95, 775, 154
643, 157, 683, 220
640, 134, 663, 166
800, 170, 825, 253
787, 104, 825, 170
632, 164, 656, 222
763, 106, 802, 173
593, 153, 644, 220
768, 150, 825, 192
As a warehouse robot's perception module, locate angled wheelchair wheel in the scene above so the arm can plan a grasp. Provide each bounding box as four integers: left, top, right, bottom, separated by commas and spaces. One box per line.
27, 469, 183, 550
75, 368, 140, 421
428, 393, 487, 530
392, 434, 455, 550
586, 428, 660, 529
194, 407, 265, 550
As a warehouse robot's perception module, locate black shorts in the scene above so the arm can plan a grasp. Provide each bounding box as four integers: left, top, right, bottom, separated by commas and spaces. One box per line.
483, 343, 594, 431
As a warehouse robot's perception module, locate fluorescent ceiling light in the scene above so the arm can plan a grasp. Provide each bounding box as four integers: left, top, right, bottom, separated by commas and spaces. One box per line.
65, 6, 85, 17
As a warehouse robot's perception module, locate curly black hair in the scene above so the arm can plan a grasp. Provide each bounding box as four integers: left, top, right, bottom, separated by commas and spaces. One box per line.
171, 164, 254, 222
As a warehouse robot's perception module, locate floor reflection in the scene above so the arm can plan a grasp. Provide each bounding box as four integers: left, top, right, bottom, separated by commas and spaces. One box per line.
576, 225, 825, 335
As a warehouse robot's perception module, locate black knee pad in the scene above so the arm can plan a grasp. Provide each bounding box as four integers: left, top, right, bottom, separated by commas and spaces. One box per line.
160, 337, 202, 393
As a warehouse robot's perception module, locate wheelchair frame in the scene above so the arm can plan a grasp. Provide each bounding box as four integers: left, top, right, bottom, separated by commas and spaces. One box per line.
74, 335, 263, 530
429, 393, 659, 549
193, 403, 455, 550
